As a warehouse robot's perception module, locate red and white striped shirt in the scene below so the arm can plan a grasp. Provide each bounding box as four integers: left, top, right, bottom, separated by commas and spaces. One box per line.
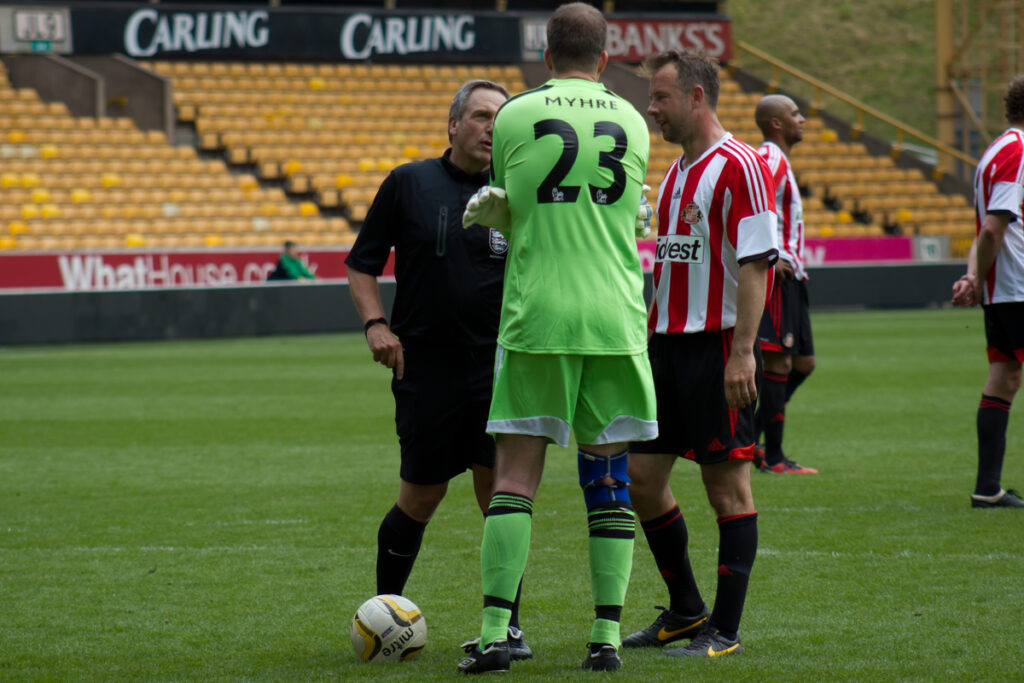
650, 133, 779, 334
758, 141, 807, 281
974, 127, 1024, 304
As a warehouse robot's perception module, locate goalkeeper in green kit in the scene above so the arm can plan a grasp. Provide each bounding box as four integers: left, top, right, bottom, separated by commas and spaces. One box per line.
457, 2, 657, 674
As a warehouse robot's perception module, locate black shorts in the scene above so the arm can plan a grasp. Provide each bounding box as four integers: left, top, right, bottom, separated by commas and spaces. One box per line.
984, 302, 1024, 363
631, 331, 760, 464
758, 276, 814, 356
392, 344, 497, 485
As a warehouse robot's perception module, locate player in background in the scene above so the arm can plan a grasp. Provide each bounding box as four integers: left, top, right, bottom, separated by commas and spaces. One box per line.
623, 50, 778, 658
457, 2, 656, 673
346, 80, 533, 659
752, 94, 818, 474
951, 74, 1024, 509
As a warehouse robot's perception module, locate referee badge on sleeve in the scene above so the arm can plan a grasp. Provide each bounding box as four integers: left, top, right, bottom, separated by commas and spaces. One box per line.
488, 228, 508, 257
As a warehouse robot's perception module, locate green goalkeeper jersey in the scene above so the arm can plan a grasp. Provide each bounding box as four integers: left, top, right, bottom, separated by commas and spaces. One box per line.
490, 77, 650, 355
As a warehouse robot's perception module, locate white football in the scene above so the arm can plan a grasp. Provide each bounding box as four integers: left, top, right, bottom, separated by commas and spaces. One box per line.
350, 594, 427, 662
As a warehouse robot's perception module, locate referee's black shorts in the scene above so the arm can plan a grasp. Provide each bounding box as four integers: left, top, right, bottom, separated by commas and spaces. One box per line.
631, 330, 760, 465
758, 276, 814, 356
984, 302, 1024, 363
392, 343, 497, 485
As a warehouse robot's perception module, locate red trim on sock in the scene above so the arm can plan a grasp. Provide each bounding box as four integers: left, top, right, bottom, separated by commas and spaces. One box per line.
764, 372, 788, 383
642, 507, 682, 533
717, 511, 758, 524
979, 395, 1012, 412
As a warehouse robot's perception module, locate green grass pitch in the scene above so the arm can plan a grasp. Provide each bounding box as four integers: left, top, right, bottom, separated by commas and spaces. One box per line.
2, 308, 1022, 681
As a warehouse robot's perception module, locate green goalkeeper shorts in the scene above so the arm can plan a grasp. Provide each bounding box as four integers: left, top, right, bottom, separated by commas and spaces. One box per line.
486, 345, 658, 448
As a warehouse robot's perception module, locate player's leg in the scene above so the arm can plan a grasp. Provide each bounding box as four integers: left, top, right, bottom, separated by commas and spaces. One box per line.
464, 345, 530, 657
576, 441, 633, 670
758, 349, 792, 469
624, 451, 709, 648
666, 331, 755, 658
973, 360, 1023, 505
760, 279, 817, 474
972, 303, 1024, 508
788, 354, 816, 400
470, 460, 530, 659
785, 280, 816, 402
459, 434, 544, 674
755, 278, 785, 465
701, 460, 757, 637
460, 349, 573, 673
572, 353, 657, 670
625, 334, 708, 649
479, 434, 545, 644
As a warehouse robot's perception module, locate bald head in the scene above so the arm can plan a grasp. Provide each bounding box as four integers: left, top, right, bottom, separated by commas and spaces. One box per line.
755, 94, 804, 149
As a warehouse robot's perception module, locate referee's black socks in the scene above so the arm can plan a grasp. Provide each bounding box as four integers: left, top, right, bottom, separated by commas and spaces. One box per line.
376, 504, 427, 595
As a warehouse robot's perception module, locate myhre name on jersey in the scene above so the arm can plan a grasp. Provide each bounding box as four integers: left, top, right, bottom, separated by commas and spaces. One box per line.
656, 234, 705, 264
544, 96, 619, 110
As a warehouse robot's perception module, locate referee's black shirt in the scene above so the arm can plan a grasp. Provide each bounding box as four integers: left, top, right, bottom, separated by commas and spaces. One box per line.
345, 149, 507, 348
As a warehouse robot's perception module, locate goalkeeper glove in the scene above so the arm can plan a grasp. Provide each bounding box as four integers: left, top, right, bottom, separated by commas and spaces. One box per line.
636, 185, 654, 238
462, 185, 509, 231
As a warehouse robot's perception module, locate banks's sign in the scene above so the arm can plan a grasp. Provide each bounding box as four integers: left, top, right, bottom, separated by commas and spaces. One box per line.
522, 17, 731, 62
606, 19, 730, 61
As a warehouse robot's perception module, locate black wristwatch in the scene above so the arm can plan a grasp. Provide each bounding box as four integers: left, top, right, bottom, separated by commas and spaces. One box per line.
363, 317, 388, 335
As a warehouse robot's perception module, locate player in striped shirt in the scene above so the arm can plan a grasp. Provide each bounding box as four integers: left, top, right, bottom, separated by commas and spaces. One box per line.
951, 74, 1024, 508
623, 50, 778, 658
752, 94, 819, 474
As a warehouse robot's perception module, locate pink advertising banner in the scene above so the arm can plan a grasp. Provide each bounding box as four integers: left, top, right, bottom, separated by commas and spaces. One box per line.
1, 237, 915, 292
636, 235, 915, 272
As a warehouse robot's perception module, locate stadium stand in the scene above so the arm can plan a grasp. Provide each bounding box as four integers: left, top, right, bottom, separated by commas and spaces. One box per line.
1, 57, 976, 252
0, 60, 349, 251
154, 61, 527, 223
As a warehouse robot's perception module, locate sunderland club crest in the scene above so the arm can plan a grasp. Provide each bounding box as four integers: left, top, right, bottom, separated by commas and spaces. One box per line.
681, 202, 703, 225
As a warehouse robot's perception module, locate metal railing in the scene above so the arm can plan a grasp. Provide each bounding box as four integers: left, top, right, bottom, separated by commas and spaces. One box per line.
732, 40, 977, 180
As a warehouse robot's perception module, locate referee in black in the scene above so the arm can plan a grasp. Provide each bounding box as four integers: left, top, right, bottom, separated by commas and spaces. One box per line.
345, 79, 530, 659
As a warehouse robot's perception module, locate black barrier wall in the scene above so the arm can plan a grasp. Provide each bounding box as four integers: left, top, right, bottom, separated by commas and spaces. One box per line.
0, 263, 966, 345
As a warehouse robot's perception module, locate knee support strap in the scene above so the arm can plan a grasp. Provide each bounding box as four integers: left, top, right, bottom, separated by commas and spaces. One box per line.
578, 449, 630, 508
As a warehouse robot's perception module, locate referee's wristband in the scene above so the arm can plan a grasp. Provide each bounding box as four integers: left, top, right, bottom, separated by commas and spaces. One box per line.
363, 317, 388, 334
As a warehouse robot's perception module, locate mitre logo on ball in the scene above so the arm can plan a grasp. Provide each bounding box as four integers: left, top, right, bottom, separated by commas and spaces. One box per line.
350, 594, 427, 663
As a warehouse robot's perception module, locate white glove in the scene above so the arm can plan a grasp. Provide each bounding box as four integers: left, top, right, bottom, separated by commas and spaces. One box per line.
636, 185, 653, 238
463, 185, 509, 231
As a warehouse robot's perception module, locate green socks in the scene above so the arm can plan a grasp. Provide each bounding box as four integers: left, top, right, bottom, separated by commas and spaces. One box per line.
480, 492, 533, 646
